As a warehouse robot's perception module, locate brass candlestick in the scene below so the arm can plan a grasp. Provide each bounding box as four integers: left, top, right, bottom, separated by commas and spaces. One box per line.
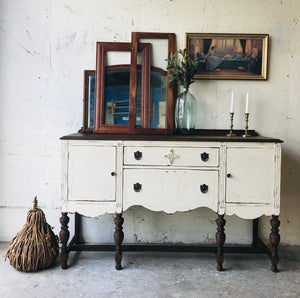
242, 113, 251, 138
226, 112, 236, 137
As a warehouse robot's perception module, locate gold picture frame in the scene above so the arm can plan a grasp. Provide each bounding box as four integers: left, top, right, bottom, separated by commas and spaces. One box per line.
185, 33, 269, 80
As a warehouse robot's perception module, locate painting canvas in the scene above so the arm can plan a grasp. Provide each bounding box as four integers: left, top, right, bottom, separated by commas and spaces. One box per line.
186, 33, 269, 80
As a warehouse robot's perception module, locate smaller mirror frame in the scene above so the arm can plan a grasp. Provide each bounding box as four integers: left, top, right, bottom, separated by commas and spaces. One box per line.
94, 42, 132, 133
82, 70, 95, 132
129, 32, 176, 135
82, 66, 168, 133
93, 42, 151, 133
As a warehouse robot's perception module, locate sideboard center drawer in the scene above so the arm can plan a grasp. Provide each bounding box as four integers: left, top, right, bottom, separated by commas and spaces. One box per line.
124, 146, 219, 167
123, 169, 219, 213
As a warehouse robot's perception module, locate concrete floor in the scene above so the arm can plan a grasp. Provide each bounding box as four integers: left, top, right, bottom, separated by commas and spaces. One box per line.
1, 243, 300, 298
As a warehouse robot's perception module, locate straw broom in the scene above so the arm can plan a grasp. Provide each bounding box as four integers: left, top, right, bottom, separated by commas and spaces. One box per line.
5, 197, 59, 271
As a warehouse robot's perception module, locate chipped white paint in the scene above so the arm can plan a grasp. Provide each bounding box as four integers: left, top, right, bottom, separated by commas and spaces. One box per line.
226, 148, 275, 204
0, 0, 299, 244
123, 168, 219, 213
124, 143, 219, 166
62, 140, 281, 230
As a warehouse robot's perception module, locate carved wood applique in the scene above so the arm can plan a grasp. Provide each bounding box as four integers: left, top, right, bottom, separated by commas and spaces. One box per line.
163, 148, 179, 165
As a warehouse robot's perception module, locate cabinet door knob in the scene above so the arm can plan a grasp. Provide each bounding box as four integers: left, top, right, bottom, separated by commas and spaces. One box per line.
134, 151, 142, 160
227, 173, 232, 178
111, 172, 116, 176
200, 184, 208, 193
201, 152, 209, 162
134, 183, 142, 192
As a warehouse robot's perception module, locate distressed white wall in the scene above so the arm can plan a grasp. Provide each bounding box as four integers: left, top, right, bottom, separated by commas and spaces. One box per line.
0, 0, 299, 245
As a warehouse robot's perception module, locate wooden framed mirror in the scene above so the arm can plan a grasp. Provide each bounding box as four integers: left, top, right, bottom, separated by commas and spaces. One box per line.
129, 32, 176, 135
94, 42, 131, 133
93, 42, 151, 134
82, 70, 95, 132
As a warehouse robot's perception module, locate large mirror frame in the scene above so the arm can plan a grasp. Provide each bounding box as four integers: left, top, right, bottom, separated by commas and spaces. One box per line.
129, 32, 176, 135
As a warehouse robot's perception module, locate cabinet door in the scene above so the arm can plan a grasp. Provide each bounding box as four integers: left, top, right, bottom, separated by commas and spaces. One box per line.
226, 148, 275, 204
68, 145, 116, 202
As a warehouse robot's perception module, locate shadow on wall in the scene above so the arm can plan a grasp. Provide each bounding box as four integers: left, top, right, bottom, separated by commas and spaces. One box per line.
260, 147, 300, 244
280, 147, 300, 241
79, 206, 253, 245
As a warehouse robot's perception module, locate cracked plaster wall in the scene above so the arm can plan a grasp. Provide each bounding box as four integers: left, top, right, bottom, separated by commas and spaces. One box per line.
0, 0, 299, 245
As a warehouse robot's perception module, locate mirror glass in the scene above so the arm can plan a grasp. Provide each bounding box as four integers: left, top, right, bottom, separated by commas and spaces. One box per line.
87, 73, 95, 128
137, 38, 169, 129
101, 48, 145, 126
104, 66, 130, 125
106, 52, 131, 66
103, 51, 131, 125
149, 67, 167, 128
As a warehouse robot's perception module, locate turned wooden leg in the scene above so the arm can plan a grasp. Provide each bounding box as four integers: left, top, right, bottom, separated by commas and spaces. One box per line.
114, 213, 124, 270
270, 215, 280, 272
59, 212, 70, 270
216, 214, 226, 271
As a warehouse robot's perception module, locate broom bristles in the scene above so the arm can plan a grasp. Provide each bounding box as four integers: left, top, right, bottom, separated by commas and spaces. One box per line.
5, 198, 59, 271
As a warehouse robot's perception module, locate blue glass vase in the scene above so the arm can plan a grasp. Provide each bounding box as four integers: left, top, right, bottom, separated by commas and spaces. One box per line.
175, 88, 196, 134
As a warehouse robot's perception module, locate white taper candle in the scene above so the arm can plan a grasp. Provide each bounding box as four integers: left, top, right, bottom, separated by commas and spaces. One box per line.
245, 92, 249, 113
230, 91, 234, 113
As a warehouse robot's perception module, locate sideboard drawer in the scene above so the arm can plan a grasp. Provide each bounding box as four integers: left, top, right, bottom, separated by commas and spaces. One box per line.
124, 146, 219, 167
123, 169, 219, 213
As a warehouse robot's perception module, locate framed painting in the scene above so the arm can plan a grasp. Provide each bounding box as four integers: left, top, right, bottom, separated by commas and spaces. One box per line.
185, 33, 269, 80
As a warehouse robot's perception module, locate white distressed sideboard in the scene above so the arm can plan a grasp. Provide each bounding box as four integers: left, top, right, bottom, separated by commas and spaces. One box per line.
59, 132, 283, 272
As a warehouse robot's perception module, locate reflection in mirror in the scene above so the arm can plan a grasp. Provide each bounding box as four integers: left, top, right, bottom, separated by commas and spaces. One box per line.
106, 51, 131, 66
88, 73, 95, 128
138, 38, 168, 129
150, 68, 167, 128
103, 47, 147, 126
139, 39, 168, 70
104, 66, 130, 125
103, 53, 131, 126
136, 52, 143, 126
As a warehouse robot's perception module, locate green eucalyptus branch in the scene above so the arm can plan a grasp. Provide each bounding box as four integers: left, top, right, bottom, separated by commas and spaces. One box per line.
165, 48, 196, 91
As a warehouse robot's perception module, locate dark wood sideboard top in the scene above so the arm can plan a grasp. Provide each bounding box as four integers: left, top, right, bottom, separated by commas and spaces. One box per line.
60, 130, 283, 143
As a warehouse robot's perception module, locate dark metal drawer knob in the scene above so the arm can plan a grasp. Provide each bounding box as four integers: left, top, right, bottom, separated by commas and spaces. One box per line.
134, 151, 142, 160
111, 172, 116, 176
200, 184, 208, 194
227, 173, 232, 178
201, 152, 209, 162
134, 183, 142, 192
